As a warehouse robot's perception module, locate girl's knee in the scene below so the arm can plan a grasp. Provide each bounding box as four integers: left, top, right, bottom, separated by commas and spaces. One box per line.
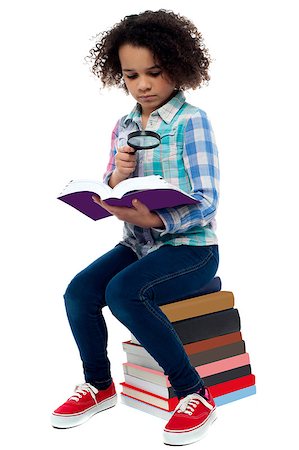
64, 275, 84, 316
105, 279, 121, 313
105, 278, 136, 324
64, 273, 97, 321
64, 274, 85, 303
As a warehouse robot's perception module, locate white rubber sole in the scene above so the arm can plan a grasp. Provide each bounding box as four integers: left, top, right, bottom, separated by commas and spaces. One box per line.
51, 394, 117, 429
163, 409, 217, 446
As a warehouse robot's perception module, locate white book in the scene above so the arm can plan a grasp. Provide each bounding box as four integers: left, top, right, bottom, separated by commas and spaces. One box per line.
123, 362, 170, 387
120, 394, 171, 420
123, 374, 173, 398
122, 341, 152, 358
130, 334, 140, 345
126, 353, 163, 372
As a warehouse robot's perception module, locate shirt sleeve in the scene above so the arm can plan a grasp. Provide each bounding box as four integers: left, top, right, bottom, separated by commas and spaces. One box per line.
154, 110, 220, 235
102, 120, 120, 184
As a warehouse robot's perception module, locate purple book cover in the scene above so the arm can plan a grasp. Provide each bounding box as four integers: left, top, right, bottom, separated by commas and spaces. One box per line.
58, 189, 199, 220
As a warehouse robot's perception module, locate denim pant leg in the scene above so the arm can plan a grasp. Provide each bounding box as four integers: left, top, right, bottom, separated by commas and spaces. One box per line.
106, 244, 219, 398
63, 244, 137, 389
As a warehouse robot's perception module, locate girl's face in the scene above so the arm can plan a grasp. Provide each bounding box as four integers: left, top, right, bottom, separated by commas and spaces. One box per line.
119, 44, 176, 117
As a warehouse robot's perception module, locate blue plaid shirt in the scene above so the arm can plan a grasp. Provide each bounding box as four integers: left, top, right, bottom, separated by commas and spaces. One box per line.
103, 91, 220, 259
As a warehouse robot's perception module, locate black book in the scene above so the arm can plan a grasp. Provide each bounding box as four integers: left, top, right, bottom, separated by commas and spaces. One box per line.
173, 308, 241, 345
203, 364, 251, 387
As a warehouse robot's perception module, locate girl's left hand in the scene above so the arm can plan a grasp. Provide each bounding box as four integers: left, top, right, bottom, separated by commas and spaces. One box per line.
92, 195, 165, 229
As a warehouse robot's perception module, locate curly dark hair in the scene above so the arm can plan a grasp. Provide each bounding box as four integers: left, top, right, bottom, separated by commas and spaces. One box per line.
86, 9, 211, 92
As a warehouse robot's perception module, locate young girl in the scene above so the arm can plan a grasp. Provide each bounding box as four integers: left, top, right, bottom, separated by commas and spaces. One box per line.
52, 10, 220, 446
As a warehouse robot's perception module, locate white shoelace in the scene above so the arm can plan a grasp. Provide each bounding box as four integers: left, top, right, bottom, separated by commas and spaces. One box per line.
175, 393, 213, 416
69, 383, 99, 403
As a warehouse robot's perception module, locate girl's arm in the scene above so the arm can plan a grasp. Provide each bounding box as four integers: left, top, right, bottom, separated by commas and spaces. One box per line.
103, 119, 137, 188
154, 111, 219, 234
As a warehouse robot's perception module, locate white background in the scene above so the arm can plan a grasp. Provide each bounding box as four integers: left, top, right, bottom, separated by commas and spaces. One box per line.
1, 0, 298, 448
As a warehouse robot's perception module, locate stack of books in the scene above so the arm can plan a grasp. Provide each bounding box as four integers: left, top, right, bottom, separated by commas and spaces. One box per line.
120, 277, 256, 420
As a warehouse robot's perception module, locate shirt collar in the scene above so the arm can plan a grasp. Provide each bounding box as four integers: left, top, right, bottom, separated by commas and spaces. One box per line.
124, 90, 186, 126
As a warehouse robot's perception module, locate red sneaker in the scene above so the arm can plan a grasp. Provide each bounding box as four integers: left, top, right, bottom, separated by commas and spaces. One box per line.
51, 382, 117, 428
163, 387, 217, 446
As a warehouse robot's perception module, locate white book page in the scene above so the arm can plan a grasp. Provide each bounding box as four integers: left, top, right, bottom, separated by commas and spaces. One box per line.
112, 175, 191, 199
59, 175, 195, 200
58, 180, 112, 198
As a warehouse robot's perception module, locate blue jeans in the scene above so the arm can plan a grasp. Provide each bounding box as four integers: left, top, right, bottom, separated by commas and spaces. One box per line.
64, 243, 219, 398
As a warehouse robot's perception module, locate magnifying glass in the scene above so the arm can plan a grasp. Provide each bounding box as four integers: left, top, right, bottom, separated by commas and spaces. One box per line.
127, 130, 162, 151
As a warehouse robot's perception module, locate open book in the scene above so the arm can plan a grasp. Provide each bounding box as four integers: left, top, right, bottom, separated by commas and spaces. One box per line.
58, 175, 199, 220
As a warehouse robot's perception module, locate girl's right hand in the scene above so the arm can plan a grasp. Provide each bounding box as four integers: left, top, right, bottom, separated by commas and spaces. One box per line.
109, 146, 137, 187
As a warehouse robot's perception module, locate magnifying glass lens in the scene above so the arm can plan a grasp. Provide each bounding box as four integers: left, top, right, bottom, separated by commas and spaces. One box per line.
127, 131, 161, 150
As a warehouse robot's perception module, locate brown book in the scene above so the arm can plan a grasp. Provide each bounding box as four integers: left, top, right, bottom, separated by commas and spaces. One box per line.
184, 331, 243, 355
189, 340, 246, 367
124, 331, 243, 361
123, 340, 246, 372
160, 291, 234, 322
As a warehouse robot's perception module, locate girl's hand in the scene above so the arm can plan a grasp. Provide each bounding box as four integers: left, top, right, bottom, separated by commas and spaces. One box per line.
92, 195, 165, 229
110, 146, 137, 187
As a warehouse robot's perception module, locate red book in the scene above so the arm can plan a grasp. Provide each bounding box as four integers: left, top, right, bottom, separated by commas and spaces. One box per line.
120, 382, 178, 411
120, 374, 256, 412
209, 374, 255, 398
